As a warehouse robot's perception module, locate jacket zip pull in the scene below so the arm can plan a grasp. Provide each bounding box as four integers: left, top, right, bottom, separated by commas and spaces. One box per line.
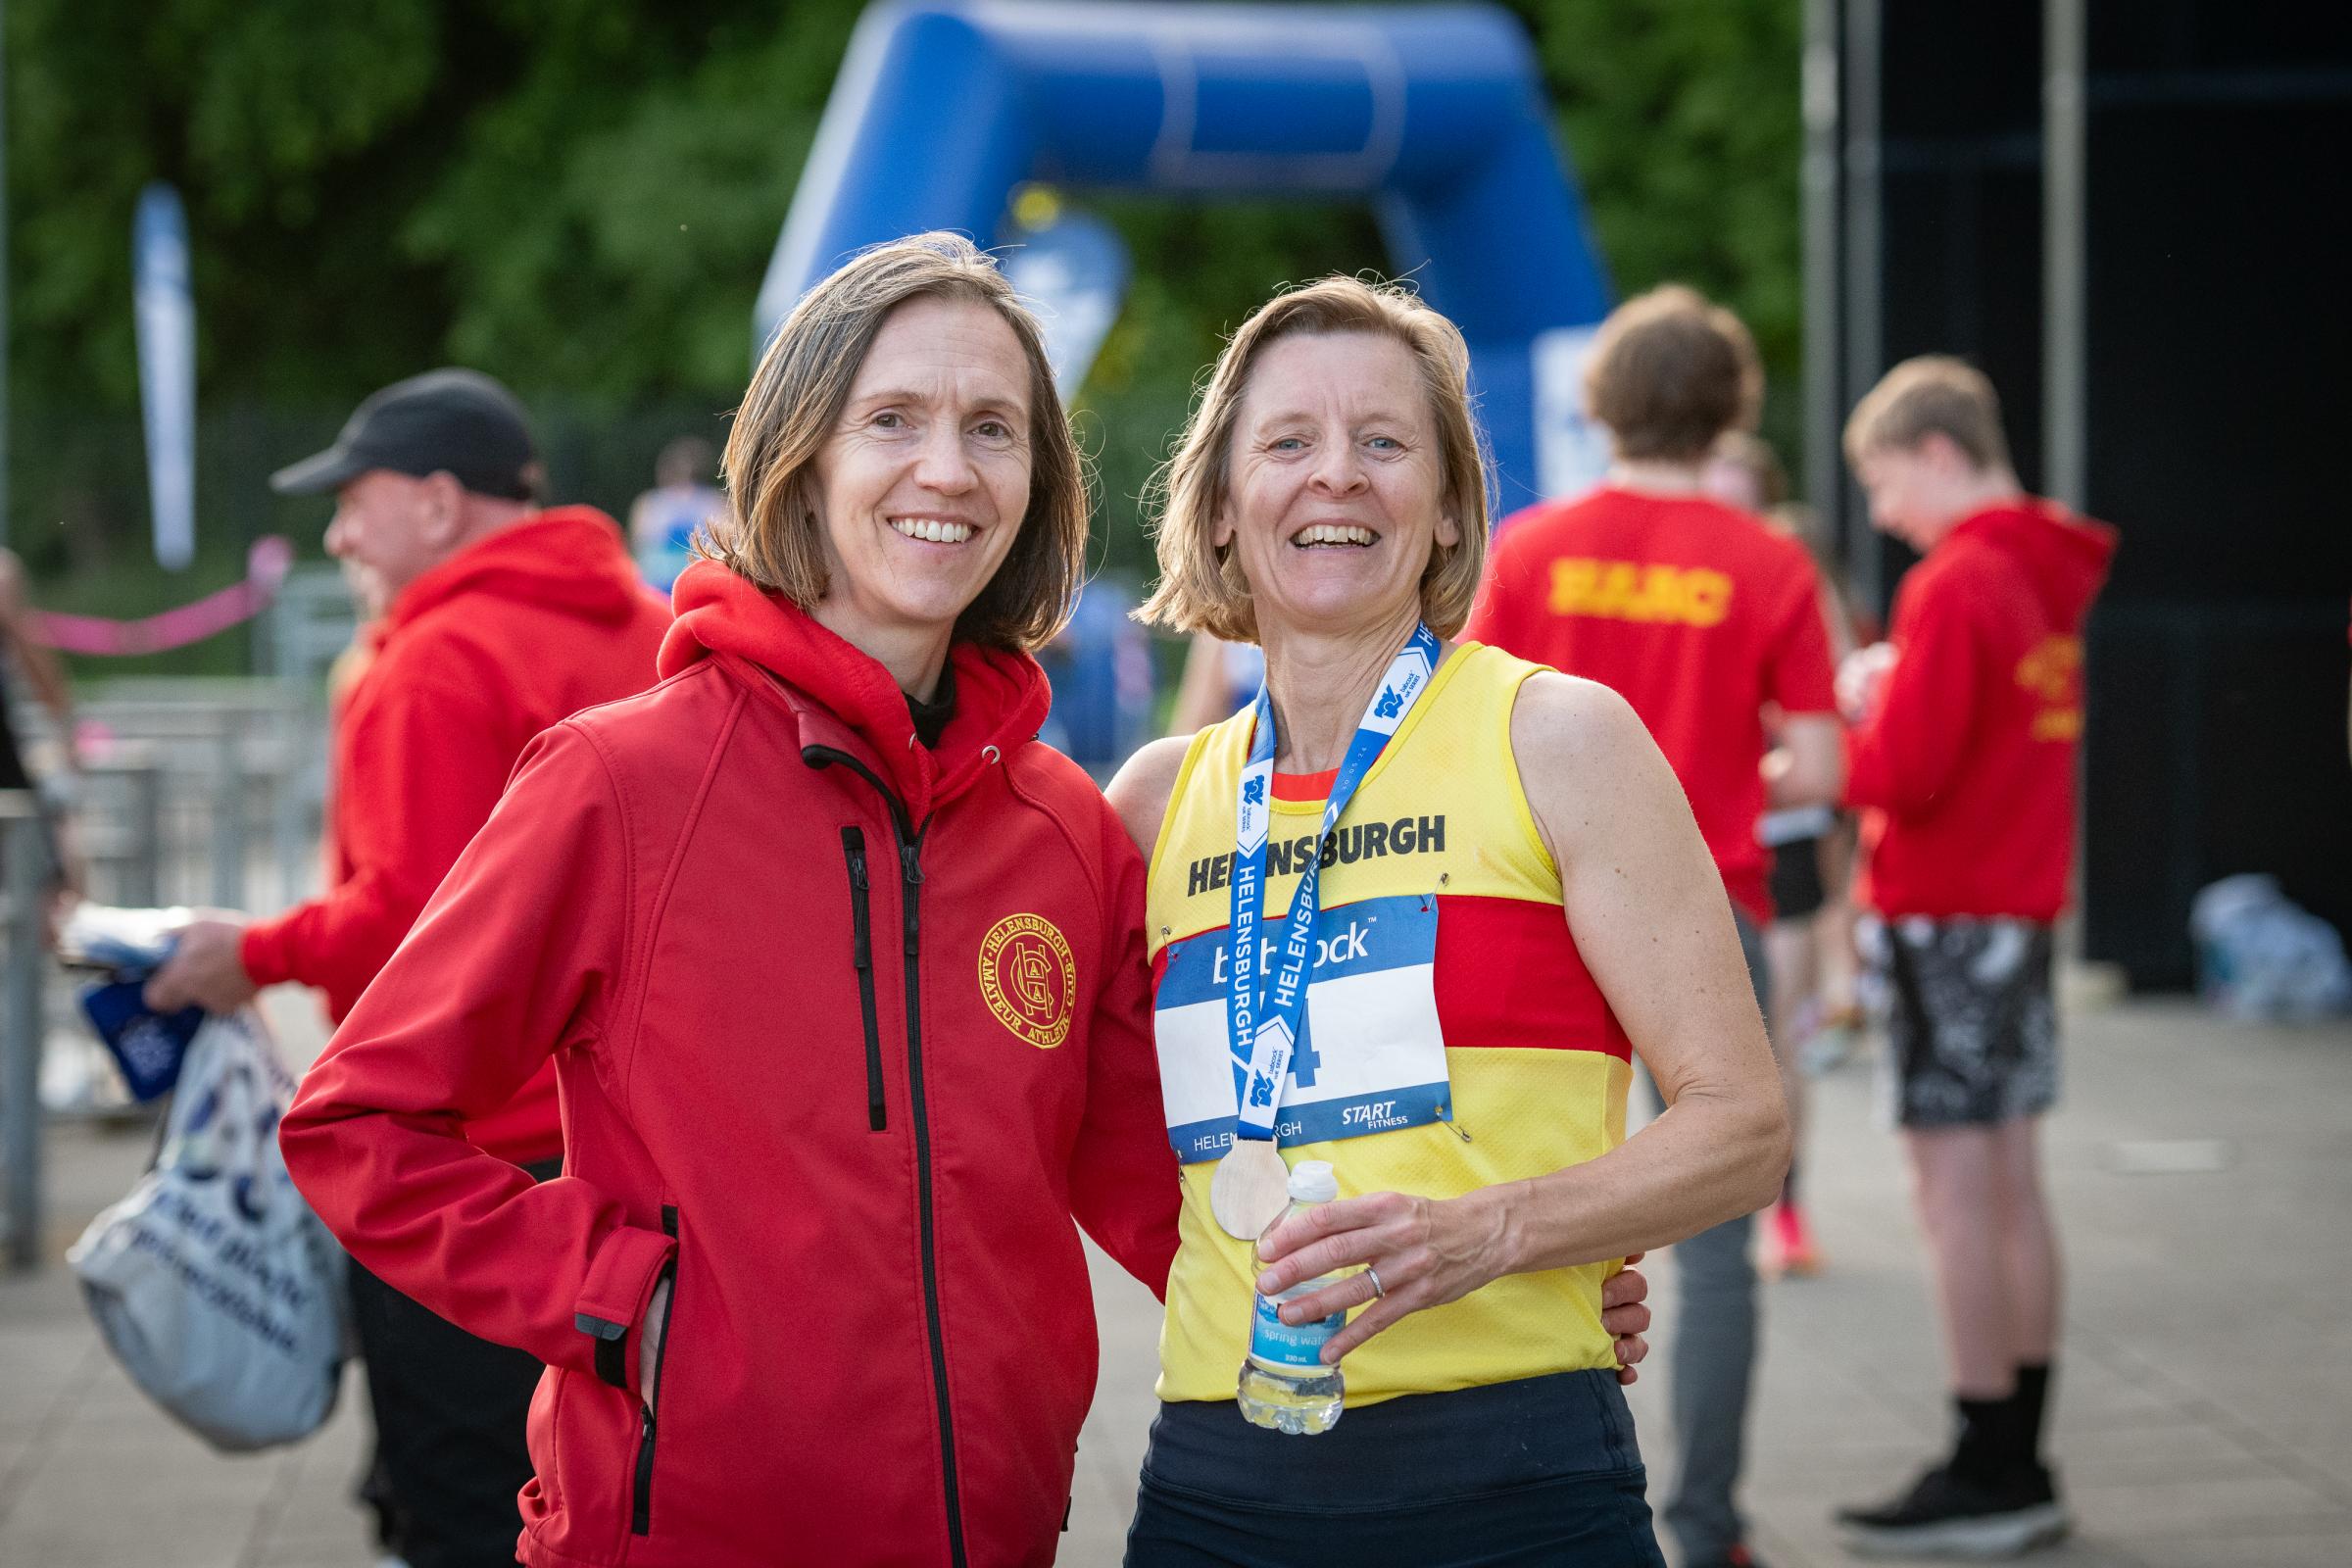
632, 1405, 657, 1535
899, 836, 925, 957
841, 827, 887, 1131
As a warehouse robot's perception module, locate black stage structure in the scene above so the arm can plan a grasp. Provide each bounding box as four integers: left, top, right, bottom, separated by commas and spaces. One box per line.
1804, 0, 2352, 989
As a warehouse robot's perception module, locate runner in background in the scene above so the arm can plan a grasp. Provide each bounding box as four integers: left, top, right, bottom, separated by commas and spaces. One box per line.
1167, 628, 1264, 735
1035, 576, 1157, 778
1468, 285, 1842, 1568
1703, 432, 1861, 1275
629, 435, 726, 596
1833, 357, 2114, 1558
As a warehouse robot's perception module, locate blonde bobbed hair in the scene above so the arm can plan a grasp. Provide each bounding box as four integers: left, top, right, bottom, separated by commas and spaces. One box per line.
1137, 275, 1492, 643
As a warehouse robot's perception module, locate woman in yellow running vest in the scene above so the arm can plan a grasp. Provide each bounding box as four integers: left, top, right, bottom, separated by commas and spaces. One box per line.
1106, 277, 1791, 1567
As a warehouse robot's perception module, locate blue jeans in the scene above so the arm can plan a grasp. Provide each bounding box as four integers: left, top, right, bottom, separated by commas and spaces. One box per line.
1124, 1370, 1666, 1567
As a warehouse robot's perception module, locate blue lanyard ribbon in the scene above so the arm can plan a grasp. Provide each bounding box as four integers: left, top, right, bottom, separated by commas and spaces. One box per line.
1225, 624, 1441, 1145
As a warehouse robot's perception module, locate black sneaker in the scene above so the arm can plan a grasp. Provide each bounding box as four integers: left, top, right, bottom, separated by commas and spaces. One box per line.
1836, 1462, 2070, 1558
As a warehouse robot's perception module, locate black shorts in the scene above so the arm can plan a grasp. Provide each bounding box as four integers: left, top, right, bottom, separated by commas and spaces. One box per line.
1864, 917, 2058, 1128
1768, 836, 1827, 921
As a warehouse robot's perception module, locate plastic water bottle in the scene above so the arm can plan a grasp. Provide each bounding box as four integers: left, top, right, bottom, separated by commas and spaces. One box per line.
1237, 1159, 1347, 1434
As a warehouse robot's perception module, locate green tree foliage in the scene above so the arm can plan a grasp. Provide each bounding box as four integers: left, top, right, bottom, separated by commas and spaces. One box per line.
1506, 0, 1803, 450
1511, 0, 1801, 366
4, 0, 1798, 598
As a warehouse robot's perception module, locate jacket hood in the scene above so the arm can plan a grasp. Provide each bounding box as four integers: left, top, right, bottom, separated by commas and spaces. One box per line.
387, 507, 656, 632
1952, 499, 2116, 631
659, 561, 1052, 820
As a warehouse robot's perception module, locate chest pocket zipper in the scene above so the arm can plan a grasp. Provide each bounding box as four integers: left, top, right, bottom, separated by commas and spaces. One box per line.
842, 827, 888, 1130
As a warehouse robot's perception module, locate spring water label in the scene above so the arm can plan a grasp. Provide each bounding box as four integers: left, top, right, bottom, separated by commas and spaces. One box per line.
1250, 1291, 1342, 1368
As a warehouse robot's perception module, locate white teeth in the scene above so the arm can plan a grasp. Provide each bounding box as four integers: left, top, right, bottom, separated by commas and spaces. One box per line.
890, 518, 973, 544
1295, 524, 1375, 547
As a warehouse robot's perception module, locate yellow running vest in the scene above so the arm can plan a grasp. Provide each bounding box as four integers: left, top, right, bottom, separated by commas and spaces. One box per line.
1148, 643, 1633, 1406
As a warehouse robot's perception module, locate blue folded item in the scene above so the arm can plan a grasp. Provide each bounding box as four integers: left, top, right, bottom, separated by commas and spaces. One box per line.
61, 909, 206, 1103
82, 979, 204, 1102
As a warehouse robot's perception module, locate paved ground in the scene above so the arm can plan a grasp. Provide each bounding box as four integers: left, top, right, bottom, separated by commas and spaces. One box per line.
4, 991, 2347, 1566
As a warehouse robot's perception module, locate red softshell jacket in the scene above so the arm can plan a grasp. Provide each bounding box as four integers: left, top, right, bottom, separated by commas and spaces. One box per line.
280, 563, 1181, 1568
1844, 499, 2117, 920
245, 508, 669, 1161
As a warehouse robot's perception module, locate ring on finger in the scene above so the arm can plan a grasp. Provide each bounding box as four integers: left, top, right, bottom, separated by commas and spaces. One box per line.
1365, 1263, 1386, 1300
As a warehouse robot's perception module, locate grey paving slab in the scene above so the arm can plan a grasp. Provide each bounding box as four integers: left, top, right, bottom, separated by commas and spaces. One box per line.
3, 995, 2346, 1567
2129, 1530, 2352, 1568
2070, 1471, 2350, 1542
2038, 1418, 2276, 1487
1068, 1245, 1161, 1564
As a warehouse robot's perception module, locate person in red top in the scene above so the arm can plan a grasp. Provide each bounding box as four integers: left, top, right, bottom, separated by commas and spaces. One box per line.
1466, 285, 1840, 1568
145, 368, 670, 1568
1832, 358, 2114, 1559
276, 235, 1185, 1568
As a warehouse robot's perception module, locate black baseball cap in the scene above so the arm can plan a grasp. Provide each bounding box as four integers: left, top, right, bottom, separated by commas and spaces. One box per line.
271, 368, 540, 501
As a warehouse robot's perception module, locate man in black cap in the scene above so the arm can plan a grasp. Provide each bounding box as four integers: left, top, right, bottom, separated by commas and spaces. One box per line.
148, 368, 671, 1568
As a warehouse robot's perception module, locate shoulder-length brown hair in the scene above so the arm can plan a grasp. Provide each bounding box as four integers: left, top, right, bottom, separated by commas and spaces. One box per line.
714, 232, 1089, 651
1137, 275, 1492, 643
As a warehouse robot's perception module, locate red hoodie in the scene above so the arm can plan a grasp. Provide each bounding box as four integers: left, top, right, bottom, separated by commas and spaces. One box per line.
279, 563, 1181, 1568
1844, 499, 2116, 920
243, 508, 668, 1162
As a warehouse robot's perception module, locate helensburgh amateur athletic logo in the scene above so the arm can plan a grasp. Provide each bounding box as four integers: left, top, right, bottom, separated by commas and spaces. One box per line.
978, 912, 1077, 1049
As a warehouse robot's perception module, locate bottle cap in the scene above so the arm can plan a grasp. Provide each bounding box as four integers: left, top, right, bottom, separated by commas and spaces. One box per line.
1287, 1159, 1338, 1203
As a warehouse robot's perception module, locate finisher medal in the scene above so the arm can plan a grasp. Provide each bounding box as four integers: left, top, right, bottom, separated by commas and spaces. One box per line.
1210, 1137, 1294, 1240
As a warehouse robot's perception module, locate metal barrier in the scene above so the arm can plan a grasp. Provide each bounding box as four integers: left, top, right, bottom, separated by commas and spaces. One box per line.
79, 746, 166, 906
70, 680, 318, 911
1, 791, 48, 1270
0, 627, 346, 1270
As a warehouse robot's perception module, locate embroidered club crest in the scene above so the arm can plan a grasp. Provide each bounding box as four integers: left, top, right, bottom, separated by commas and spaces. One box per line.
978, 912, 1077, 1049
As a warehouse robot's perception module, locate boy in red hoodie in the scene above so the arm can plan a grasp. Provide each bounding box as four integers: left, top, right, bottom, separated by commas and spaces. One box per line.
1833, 358, 2115, 1558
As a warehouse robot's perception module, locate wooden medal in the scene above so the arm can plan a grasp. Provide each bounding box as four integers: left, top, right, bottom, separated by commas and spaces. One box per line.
1209, 1137, 1293, 1240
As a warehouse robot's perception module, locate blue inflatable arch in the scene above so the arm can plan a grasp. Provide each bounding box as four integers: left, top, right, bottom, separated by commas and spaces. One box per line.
760, 0, 1615, 509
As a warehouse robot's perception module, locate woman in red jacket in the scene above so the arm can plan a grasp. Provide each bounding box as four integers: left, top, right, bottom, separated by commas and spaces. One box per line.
279, 233, 1186, 1568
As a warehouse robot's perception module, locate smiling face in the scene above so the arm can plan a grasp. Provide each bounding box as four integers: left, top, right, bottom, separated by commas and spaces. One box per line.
1215, 330, 1457, 643
809, 295, 1034, 672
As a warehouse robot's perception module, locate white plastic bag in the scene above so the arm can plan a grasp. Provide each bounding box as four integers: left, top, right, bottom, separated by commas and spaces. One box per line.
66, 1009, 350, 1450
2190, 873, 2352, 1023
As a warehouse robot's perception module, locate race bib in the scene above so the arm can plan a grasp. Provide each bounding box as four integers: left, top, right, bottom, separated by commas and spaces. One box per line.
1155, 894, 1449, 1163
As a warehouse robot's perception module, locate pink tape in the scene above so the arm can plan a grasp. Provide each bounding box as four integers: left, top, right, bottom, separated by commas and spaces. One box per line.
31, 538, 296, 657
